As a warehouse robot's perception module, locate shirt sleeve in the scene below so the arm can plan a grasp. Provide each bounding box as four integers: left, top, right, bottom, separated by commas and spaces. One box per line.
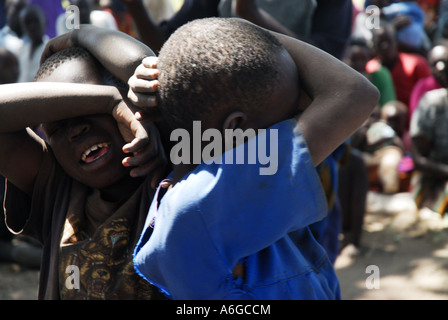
134, 118, 328, 299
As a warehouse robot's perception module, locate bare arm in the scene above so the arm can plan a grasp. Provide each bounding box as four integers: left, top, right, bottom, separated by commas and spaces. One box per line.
120, 0, 167, 53
75, 26, 155, 83
0, 83, 138, 194
271, 31, 379, 166
42, 25, 155, 84
235, 0, 299, 39
0, 83, 121, 132
127, 18, 379, 167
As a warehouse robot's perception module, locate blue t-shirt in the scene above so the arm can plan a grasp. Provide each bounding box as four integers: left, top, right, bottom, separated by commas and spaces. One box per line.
133, 118, 341, 299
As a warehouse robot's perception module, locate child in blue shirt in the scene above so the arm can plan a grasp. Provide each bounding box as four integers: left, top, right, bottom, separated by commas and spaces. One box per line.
131, 18, 379, 299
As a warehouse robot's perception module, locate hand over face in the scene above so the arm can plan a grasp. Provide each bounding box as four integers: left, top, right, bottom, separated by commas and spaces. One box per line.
112, 94, 167, 187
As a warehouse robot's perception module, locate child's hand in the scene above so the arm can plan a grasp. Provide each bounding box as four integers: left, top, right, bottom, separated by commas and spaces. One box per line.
127, 56, 159, 109
112, 96, 167, 187
123, 117, 167, 188
112, 98, 149, 153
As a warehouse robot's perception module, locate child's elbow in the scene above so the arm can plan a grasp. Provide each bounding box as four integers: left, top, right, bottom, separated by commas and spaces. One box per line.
350, 75, 380, 111
365, 81, 380, 107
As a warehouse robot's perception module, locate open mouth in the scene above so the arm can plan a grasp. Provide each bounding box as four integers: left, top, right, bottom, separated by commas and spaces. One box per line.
80, 142, 111, 164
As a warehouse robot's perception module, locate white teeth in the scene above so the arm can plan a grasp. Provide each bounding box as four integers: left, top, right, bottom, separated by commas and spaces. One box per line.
81, 143, 109, 162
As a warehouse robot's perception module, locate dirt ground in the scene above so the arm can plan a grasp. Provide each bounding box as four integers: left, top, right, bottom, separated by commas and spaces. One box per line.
335, 191, 448, 299
2, 191, 448, 300
0, 262, 39, 299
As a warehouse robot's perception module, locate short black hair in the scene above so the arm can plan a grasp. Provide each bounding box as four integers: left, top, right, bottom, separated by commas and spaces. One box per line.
35, 47, 94, 81
36, 47, 127, 89
157, 17, 285, 131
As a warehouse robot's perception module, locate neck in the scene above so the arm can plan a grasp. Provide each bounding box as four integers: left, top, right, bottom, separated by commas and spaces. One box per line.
99, 175, 144, 202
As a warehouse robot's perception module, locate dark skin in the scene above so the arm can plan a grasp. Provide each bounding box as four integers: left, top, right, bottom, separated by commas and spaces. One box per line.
0, 76, 153, 200
372, 25, 400, 70
343, 44, 371, 76
40, 25, 166, 177
116, 0, 170, 53
0, 48, 19, 84
0, 26, 164, 200
128, 19, 380, 183
234, 0, 298, 39
39, 59, 140, 200
173, 48, 299, 183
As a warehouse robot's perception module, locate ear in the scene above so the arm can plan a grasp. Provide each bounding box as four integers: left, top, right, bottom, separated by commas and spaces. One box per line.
222, 111, 247, 131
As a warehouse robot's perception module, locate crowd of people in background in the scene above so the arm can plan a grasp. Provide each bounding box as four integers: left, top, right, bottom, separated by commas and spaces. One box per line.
1, 0, 448, 299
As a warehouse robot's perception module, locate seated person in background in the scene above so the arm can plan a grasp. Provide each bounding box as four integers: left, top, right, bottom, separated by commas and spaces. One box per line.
382, 100, 412, 153
409, 41, 448, 123
351, 104, 406, 194
367, 21, 431, 113
131, 18, 379, 300
410, 70, 448, 215
344, 37, 396, 107
382, 100, 414, 190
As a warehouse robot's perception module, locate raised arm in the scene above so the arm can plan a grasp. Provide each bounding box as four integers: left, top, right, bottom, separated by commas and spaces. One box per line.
0, 83, 136, 195
234, 0, 299, 39
126, 18, 379, 167
119, 0, 167, 53
272, 31, 379, 166
0, 83, 121, 132
42, 25, 155, 84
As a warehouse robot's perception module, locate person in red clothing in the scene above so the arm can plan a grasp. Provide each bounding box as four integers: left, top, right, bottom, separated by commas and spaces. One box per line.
367, 21, 431, 114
